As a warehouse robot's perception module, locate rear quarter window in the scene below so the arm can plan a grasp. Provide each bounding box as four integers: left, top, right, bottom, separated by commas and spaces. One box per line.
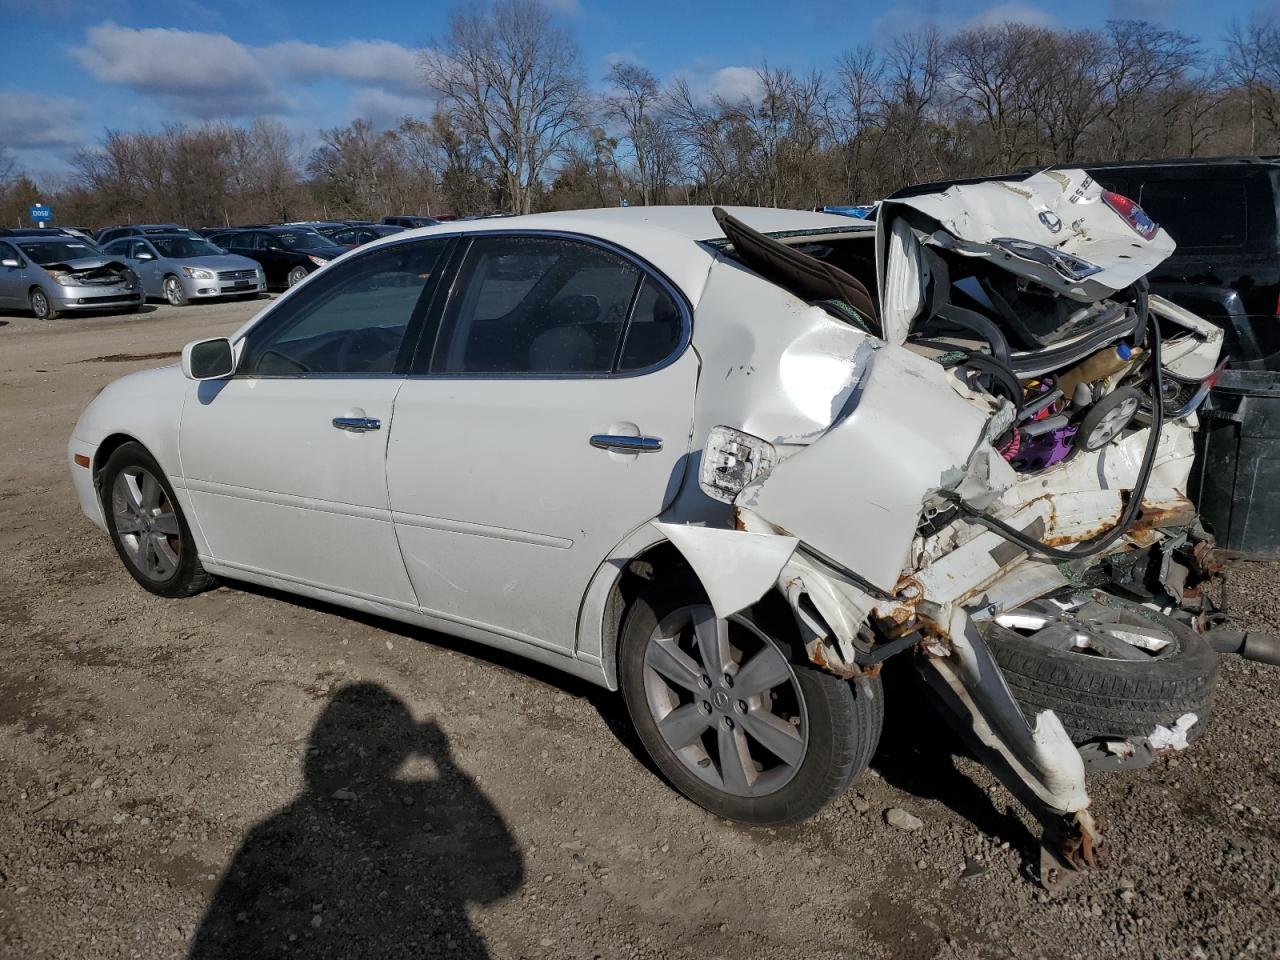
1138, 180, 1249, 249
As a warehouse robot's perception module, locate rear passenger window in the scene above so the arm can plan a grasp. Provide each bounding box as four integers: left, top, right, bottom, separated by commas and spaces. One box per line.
619, 278, 682, 370
435, 237, 648, 374
1139, 180, 1248, 249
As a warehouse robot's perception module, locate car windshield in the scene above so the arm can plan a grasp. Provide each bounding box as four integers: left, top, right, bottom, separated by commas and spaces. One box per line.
152, 238, 225, 258
273, 231, 342, 251
17, 240, 101, 264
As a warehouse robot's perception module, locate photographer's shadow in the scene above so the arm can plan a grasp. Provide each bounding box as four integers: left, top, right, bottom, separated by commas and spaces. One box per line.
189, 683, 523, 959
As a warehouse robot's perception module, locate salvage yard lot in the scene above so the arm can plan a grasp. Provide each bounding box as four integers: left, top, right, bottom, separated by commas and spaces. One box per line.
1, 300, 1279, 959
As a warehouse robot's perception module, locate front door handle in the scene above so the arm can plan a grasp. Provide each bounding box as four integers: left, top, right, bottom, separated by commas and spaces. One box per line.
333, 416, 381, 432
590, 434, 663, 453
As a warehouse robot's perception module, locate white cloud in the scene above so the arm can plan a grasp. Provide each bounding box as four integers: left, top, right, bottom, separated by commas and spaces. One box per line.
668, 64, 763, 105
0, 90, 85, 149
71, 22, 285, 117
264, 40, 425, 97
349, 89, 434, 129
873, 2, 1056, 36
70, 22, 426, 120
969, 3, 1056, 27
707, 66, 763, 103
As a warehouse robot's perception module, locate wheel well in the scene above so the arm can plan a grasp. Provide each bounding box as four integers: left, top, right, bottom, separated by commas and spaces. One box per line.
92, 433, 142, 485
601, 541, 686, 681
600, 539, 805, 684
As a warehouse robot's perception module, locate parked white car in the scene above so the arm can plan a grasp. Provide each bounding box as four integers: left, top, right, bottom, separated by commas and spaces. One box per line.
69, 180, 1224, 872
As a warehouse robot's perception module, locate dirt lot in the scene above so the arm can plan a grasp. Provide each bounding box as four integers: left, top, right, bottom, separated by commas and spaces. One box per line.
1, 297, 1278, 960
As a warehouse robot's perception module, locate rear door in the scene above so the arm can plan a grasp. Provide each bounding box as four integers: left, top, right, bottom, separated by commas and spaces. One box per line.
386, 232, 697, 654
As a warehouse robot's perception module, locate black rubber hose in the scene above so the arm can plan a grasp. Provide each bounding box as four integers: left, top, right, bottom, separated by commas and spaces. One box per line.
951, 282, 1164, 562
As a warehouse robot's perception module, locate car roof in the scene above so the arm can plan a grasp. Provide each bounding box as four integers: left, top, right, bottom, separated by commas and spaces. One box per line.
9, 234, 85, 244
382, 206, 866, 303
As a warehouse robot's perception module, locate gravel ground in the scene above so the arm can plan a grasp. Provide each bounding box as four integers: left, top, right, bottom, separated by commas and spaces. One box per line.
1, 298, 1278, 960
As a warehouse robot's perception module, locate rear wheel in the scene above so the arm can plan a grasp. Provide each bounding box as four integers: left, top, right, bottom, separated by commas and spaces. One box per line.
983, 592, 1217, 745
619, 572, 882, 826
30, 287, 58, 320
101, 442, 215, 598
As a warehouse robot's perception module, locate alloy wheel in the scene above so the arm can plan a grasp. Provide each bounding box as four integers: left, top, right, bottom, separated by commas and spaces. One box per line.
164, 277, 186, 306
990, 596, 1178, 662
287, 266, 308, 287
642, 605, 808, 797
110, 466, 182, 582
31, 290, 50, 319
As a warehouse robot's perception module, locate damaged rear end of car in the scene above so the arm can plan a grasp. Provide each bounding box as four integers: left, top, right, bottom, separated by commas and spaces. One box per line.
655, 172, 1224, 879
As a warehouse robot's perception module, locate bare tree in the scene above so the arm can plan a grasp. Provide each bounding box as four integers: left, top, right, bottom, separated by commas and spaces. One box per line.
422, 0, 587, 214
830, 45, 885, 201
603, 62, 664, 205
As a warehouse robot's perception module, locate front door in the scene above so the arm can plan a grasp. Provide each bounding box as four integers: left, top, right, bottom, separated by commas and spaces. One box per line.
180, 236, 452, 604
386, 233, 697, 652
0, 242, 24, 306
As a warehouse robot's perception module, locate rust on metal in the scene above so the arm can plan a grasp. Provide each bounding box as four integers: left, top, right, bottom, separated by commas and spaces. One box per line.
1131, 499, 1198, 532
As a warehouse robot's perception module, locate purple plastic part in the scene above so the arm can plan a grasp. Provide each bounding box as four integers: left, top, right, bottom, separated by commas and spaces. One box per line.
1012, 424, 1078, 471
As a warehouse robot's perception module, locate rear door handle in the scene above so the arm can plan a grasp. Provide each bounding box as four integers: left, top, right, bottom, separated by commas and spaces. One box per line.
333, 417, 381, 432
590, 434, 662, 453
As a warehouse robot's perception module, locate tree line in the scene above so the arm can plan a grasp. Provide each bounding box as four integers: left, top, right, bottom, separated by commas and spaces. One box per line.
6, 1, 1280, 229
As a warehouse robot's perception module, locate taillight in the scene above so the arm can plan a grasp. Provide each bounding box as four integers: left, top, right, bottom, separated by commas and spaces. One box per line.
1101, 190, 1159, 241
1202, 357, 1228, 392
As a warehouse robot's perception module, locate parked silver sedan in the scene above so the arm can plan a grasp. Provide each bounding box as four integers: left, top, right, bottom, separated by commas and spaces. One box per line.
0, 235, 142, 320
101, 234, 265, 306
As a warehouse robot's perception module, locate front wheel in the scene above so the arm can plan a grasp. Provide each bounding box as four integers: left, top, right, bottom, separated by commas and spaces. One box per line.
30, 287, 58, 320
163, 275, 188, 306
286, 266, 309, 287
619, 572, 882, 826
101, 442, 216, 598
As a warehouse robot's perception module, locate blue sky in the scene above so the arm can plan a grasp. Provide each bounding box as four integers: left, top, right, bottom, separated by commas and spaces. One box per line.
0, 0, 1269, 178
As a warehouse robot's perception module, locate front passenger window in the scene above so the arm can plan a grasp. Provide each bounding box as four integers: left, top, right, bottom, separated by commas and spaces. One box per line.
239, 239, 448, 376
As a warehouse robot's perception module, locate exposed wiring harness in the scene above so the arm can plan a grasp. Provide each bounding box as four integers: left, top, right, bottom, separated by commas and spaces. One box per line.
946, 280, 1165, 562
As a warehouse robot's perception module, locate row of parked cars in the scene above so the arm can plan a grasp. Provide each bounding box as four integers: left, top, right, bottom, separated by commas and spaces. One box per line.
0, 216, 444, 320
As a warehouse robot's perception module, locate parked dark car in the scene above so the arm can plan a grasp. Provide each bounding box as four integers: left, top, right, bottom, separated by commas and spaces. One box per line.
382, 215, 440, 229
97, 224, 201, 246
1, 227, 77, 238
321, 224, 405, 248
206, 227, 345, 288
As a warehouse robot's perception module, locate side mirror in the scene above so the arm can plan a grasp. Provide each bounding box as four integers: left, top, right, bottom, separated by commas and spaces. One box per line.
136, 251, 154, 260
0, 258, 19, 268
182, 338, 236, 381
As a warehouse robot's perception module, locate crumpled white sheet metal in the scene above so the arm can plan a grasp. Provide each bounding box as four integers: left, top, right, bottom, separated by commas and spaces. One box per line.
877, 169, 1177, 344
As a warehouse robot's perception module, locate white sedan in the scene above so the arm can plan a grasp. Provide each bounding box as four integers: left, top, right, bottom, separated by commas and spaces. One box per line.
70, 188, 1223, 858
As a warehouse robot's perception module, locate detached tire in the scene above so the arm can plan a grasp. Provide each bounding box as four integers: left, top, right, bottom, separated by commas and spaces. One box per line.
983, 594, 1217, 745
100, 441, 216, 598
619, 571, 882, 826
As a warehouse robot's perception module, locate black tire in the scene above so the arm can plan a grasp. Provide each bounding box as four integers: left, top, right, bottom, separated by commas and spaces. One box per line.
30, 287, 58, 320
163, 275, 188, 307
100, 442, 216, 598
984, 597, 1217, 745
619, 571, 882, 826
286, 265, 309, 287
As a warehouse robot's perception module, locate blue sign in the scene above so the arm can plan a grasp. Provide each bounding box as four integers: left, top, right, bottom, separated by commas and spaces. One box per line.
29, 204, 51, 222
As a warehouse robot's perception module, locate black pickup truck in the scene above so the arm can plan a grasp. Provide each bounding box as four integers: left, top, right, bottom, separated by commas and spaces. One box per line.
1083, 157, 1280, 370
